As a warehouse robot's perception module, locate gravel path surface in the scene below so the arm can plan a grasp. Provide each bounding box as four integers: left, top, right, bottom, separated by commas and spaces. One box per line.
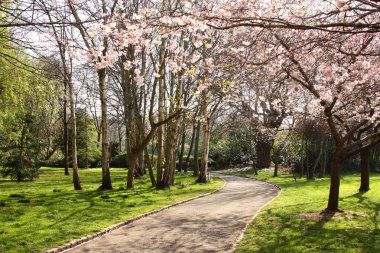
66, 173, 280, 253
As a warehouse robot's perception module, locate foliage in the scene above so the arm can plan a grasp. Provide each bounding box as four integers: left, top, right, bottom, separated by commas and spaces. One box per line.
271, 130, 302, 167
0, 167, 224, 253
0, 165, 39, 182
209, 119, 252, 167
110, 152, 128, 168
48, 108, 102, 168
74, 109, 102, 168
0, 35, 59, 180
221, 169, 380, 253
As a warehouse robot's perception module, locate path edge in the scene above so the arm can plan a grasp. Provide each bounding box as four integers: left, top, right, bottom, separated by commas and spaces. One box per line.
42, 176, 227, 253
212, 172, 282, 253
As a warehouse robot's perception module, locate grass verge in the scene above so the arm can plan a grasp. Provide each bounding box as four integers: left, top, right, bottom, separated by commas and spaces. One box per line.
0, 167, 223, 253
220, 168, 380, 253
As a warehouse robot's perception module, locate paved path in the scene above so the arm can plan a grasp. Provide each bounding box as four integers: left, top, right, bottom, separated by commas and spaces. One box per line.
66, 173, 280, 253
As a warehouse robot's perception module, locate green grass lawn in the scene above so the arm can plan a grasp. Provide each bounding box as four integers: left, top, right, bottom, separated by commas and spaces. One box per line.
220, 168, 380, 253
0, 167, 223, 253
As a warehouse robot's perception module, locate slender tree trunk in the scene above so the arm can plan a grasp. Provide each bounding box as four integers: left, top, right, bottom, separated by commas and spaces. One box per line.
98, 68, 112, 190
359, 149, 370, 192
17, 124, 26, 182
274, 163, 279, 177
97, 131, 101, 148
197, 91, 209, 183
156, 60, 165, 189
162, 122, 176, 187
178, 88, 188, 172
145, 147, 156, 187
85, 108, 89, 168
127, 150, 137, 189
185, 117, 197, 172
138, 147, 145, 176
309, 141, 321, 180
63, 82, 69, 176
169, 73, 183, 185
300, 138, 305, 178
325, 147, 343, 212
193, 120, 201, 177
178, 123, 186, 172
68, 76, 81, 190
117, 109, 123, 153
319, 136, 328, 178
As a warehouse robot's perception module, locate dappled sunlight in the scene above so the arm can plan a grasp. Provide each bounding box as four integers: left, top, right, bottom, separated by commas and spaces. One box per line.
223, 169, 380, 253
0, 168, 223, 252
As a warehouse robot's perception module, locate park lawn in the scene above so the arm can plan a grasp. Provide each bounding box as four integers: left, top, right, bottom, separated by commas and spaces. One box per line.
221, 168, 380, 253
0, 167, 223, 253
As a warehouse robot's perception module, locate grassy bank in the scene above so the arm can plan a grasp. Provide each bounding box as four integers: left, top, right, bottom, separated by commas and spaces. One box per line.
221, 168, 380, 253
0, 167, 223, 253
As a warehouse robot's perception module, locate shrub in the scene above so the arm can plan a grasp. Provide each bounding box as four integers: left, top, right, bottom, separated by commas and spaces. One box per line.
110, 152, 128, 168
0, 165, 39, 181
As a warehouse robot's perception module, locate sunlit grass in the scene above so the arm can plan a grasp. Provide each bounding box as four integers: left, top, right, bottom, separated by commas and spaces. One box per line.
221, 168, 380, 253
0, 167, 223, 253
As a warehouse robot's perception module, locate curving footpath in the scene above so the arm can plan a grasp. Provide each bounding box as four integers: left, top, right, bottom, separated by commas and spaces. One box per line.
64, 173, 280, 253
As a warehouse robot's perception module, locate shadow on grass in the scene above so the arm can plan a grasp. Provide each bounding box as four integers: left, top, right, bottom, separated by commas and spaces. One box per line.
341, 191, 380, 253
243, 209, 379, 253
226, 169, 380, 253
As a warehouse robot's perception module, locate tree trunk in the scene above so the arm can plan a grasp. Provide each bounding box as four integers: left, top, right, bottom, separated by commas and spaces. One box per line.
156, 58, 165, 189
325, 148, 343, 212
144, 147, 156, 187
178, 123, 186, 172
68, 76, 81, 190
63, 83, 69, 176
309, 141, 321, 180
162, 122, 177, 188
138, 148, 145, 176
300, 138, 305, 178
193, 120, 201, 177
185, 117, 197, 172
85, 108, 89, 168
359, 149, 370, 192
197, 91, 209, 183
127, 150, 137, 189
319, 136, 328, 178
17, 124, 26, 182
274, 163, 279, 177
256, 140, 272, 169
98, 68, 112, 190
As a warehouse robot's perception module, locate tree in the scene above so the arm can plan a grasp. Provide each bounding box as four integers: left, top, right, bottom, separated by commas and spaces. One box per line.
67, 0, 115, 190
0, 56, 59, 181
38, 1, 82, 189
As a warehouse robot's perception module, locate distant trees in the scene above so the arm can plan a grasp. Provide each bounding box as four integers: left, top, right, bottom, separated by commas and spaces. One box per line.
209, 115, 252, 168
294, 118, 329, 180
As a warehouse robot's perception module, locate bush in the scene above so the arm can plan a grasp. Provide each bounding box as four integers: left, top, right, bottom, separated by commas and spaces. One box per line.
0, 165, 39, 181
209, 138, 250, 168
110, 152, 128, 168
